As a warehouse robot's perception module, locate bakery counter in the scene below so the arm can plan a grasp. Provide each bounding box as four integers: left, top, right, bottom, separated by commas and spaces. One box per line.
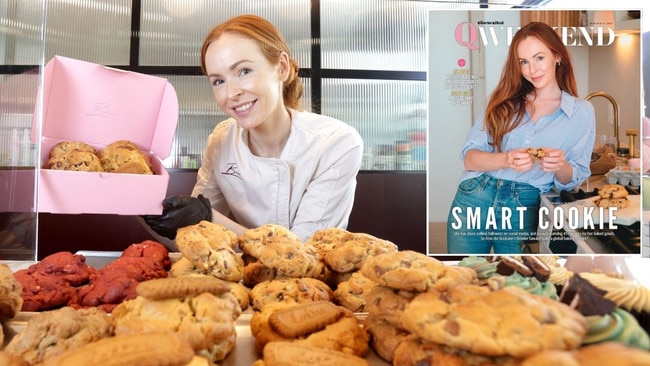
4, 251, 650, 364
1, 252, 391, 365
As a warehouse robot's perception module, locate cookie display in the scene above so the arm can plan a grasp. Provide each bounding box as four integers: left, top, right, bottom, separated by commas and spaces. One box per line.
0, 264, 23, 320
72, 255, 168, 312
249, 278, 333, 311
582, 308, 650, 350
598, 184, 629, 199
323, 233, 398, 273
256, 236, 322, 279
14, 252, 97, 311
258, 342, 369, 366
5, 226, 650, 364
578, 272, 650, 315
332, 271, 376, 312
486, 271, 559, 300
251, 302, 369, 357
521, 256, 551, 282
136, 276, 231, 300
536, 256, 572, 287
169, 256, 198, 277
595, 184, 630, 209
296, 314, 369, 357
4, 307, 113, 365
0, 351, 27, 366
520, 342, 650, 366
112, 288, 241, 362
596, 197, 630, 209
46, 139, 155, 175
363, 314, 412, 362
41, 332, 195, 366
97, 140, 153, 174
227, 280, 251, 311
48, 141, 96, 159
305, 227, 352, 256
364, 285, 418, 326
239, 226, 324, 286
243, 261, 279, 287
268, 301, 344, 339
558, 273, 617, 317
175, 221, 244, 282
400, 285, 588, 358
120, 240, 172, 270
99, 147, 153, 174
46, 150, 104, 172
360, 250, 477, 292
96, 140, 141, 158
239, 224, 301, 259
392, 337, 520, 366
496, 255, 534, 277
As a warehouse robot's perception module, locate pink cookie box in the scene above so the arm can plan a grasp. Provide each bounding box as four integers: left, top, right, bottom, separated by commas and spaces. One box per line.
32, 56, 178, 215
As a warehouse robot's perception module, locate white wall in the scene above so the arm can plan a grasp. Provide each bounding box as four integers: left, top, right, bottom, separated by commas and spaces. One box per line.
427, 10, 518, 223
586, 33, 641, 152
427, 10, 473, 223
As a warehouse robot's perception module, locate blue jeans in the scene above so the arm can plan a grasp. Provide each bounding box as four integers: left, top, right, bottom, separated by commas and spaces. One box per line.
446, 174, 540, 254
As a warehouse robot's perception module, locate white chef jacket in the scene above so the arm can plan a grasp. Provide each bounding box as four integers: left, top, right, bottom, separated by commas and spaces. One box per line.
192, 109, 363, 241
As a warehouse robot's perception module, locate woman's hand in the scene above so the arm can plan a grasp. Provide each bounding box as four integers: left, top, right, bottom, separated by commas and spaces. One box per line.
540, 147, 566, 172
142, 194, 212, 239
506, 148, 534, 172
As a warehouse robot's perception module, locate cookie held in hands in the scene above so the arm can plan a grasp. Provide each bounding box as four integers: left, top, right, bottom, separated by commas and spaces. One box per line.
526, 147, 546, 161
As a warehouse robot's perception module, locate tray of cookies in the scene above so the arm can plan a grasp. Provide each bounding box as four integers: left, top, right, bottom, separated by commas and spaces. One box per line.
3, 223, 650, 364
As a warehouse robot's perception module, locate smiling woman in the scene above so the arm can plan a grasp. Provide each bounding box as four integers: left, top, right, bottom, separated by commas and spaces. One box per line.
446, 21, 596, 255
143, 15, 364, 249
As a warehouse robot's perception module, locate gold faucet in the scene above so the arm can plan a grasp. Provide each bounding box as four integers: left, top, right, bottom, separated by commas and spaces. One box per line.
585, 91, 619, 154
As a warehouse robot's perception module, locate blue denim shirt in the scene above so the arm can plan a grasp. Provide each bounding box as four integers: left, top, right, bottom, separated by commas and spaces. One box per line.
458, 91, 596, 193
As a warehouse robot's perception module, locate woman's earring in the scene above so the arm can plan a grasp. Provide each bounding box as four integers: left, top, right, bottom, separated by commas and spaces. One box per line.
556, 61, 561, 66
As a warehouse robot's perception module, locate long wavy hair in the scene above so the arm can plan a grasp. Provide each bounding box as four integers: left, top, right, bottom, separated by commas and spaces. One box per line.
485, 21, 578, 151
200, 14, 304, 111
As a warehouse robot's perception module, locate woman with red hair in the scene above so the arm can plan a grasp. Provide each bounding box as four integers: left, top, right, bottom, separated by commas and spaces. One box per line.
144, 15, 363, 246
447, 21, 595, 254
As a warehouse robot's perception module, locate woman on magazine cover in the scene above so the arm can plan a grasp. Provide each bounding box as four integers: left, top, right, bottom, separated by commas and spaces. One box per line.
447, 21, 595, 254
143, 15, 363, 247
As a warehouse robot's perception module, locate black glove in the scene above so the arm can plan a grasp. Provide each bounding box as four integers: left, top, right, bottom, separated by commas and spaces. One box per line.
142, 194, 212, 239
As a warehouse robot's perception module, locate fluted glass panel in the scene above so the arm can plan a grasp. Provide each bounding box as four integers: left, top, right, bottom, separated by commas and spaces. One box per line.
322, 79, 426, 170
321, 0, 480, 71
140, 0, 311, 68
2, 1, 46, 64
0, 1, 43, 260
0, 73, 39, 167
160, 75, 312, 169
43, 0, 132, 64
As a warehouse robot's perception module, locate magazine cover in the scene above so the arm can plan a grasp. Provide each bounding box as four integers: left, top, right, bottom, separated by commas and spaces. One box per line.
427, 9, 642, 256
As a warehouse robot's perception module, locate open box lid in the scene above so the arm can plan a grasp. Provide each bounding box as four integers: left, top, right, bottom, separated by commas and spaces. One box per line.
34, 55, 178, 158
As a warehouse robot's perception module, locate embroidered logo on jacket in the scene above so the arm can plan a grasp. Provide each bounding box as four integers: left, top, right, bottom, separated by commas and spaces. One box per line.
221, 163, 243, 180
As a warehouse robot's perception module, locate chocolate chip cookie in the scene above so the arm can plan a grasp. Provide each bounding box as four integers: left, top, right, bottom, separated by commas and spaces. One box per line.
400, 285, 588, 358
360, 250, 477, 292
249, 278, 333, 311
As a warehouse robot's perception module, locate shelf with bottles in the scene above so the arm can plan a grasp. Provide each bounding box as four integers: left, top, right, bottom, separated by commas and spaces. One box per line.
362, 132, 426, 172
0, 127, 37, 168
